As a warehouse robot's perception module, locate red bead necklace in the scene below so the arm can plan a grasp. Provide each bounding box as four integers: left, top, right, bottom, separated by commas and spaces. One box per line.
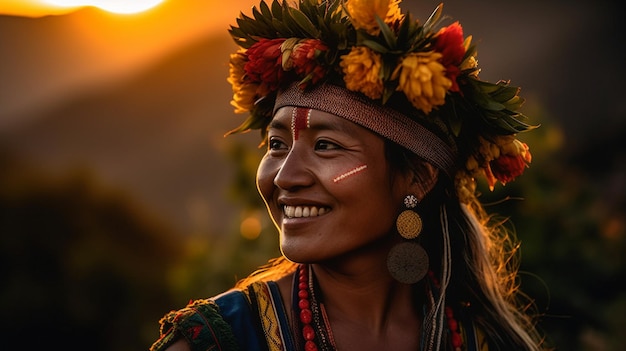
427, 271, 463, 351
298, 264, 318, 351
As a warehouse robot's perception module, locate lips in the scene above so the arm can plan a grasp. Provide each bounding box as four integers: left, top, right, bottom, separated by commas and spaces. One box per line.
283, 205, 330, 218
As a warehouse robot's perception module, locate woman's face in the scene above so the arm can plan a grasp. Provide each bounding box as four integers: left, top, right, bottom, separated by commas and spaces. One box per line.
256, 107, 410, 263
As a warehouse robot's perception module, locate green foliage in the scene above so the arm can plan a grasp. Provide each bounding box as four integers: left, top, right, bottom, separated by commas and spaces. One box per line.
464, 78, 537, 134
0, 149, 185, 350
476, 118, 626, 350
229, 0, 343, 48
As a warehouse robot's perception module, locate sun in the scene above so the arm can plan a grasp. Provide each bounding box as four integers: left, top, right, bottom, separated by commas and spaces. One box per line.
44, 0, 164, 14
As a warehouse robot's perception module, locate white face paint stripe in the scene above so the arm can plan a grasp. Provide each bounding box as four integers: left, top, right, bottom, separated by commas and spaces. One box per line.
333, 165, 368, 183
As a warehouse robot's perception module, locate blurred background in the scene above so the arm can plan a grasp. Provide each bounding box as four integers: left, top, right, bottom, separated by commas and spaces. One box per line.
0, 0, 624, 350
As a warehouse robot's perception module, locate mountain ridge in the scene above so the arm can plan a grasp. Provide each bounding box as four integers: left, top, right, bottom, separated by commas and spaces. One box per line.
2, 31, 260, 235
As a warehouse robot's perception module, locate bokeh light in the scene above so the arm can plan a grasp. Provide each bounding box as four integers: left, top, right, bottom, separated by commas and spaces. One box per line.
240, 213, 262, 240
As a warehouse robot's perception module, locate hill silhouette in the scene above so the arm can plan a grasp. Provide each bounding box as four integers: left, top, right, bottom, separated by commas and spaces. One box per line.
2, 31, 262, 235
0, 0, 246, 125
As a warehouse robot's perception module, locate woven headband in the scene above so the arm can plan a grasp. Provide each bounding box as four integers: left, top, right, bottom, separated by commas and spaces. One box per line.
274, 83, 457, 177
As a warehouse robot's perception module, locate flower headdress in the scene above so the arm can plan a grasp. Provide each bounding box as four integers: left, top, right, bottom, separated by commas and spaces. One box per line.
226, 0, 537, 203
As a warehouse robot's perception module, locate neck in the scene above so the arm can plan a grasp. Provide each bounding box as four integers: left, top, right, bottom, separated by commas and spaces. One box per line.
311, 260, 420, 335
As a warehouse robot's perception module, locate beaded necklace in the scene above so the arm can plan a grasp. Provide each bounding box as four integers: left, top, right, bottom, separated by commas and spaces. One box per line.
297, 264, 317, 351
294, 264, 463, 351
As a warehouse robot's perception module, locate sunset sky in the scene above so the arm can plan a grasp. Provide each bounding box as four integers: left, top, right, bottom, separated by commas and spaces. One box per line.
1, 0, 166, 16
0, 0, 259, 129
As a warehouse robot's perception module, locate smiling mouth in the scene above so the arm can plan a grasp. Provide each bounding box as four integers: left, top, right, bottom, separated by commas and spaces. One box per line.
283, 205, 330, 218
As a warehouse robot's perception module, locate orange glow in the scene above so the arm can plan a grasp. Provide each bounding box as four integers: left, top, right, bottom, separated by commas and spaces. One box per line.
44, 0, 164, 14
240, 215, 262, 240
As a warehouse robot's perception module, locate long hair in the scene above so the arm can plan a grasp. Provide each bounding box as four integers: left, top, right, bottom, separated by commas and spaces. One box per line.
235, 140, 546, 350
388, 140, 546, 350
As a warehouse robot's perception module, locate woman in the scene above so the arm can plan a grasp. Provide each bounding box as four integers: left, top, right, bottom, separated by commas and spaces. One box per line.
151, 0, 546, 350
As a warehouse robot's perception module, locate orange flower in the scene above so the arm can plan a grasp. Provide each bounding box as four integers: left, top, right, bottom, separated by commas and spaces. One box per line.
392, 52, 452, 113
346, 0, 402, 35
340, 46, 384, 99
433, 22, 465, 92
228, 50, 259, 113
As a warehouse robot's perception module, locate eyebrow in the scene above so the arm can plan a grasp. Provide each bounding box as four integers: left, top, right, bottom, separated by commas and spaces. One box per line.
268, 119, 290, 132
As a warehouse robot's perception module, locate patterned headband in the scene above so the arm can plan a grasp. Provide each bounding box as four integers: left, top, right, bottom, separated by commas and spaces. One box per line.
274, 83, 457, 176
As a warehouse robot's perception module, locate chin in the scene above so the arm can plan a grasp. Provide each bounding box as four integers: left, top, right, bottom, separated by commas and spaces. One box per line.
280, 243, 321, 264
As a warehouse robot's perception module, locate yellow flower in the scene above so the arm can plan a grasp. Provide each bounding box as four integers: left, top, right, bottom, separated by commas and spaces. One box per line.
465, 155, 479, 173
392, 52, 452, 114
498, 137, 524, 156
384, 0, 403, 25
455, 171, 477, 204
476, 135, 501, 161
340, 46, 384, 100
228, 50, 259, 113
346, 0, 402, 35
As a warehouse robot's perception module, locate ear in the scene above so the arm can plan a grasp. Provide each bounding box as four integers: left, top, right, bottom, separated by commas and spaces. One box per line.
407, 160, 439, 200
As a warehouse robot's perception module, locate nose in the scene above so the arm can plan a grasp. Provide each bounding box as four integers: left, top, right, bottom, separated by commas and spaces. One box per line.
273, 143, 315, 191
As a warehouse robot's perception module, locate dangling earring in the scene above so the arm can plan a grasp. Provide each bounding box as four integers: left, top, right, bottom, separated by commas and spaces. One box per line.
396, 194, 423, 239
387, 195, 429, 284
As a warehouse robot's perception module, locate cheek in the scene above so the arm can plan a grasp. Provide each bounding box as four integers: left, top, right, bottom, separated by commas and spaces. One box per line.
256, 155, 277, 203
332, 164, 368, 183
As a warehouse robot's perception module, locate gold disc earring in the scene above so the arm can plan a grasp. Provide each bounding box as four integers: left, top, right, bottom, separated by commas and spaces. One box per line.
387, 194, 429, 284
396, 194, 423, 239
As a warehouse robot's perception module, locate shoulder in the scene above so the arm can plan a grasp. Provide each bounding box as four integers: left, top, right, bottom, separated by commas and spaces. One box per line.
150, 282, 287, 351
215, 281, 294, 349
149, 295, 242, 351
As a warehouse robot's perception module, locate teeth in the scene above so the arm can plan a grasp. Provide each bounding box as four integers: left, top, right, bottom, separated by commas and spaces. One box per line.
283, 205, 328, 218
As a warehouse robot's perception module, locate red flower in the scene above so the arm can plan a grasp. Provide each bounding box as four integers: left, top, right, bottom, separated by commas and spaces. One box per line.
489, 146, 532, 185
291, 39, 328, 85
244, 38, 286, 92
433, 21, 465, 92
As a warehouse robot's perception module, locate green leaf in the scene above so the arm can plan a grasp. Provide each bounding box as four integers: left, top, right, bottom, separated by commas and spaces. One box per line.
423, 3, 443, 33
271, 18, 292, 36
271, 0, 283, 21
362, 40, 390, 54
463, 42, 477, 60
376, 16, 397, 49
281, 10, 300, 36
326, 0, 341, 17
225, 113, 266, 136
396, 13, 417, 50
475, 80, 502, 94
477, 94, 506, 111
503, 96, 525, 111
252, 6, 266, 24
236, 16, 261, 38
382, 86, 395, 105
259, 0, 272, 18
490, 85, 519, 103
289, 7, 320, 37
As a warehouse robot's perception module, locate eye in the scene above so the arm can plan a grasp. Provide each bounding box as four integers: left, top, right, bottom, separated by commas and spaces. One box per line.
315, 139, 341, 151
268, 137, 288, 151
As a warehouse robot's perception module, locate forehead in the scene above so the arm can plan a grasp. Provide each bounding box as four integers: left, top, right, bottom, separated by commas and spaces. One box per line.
271, 107, 370, 136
